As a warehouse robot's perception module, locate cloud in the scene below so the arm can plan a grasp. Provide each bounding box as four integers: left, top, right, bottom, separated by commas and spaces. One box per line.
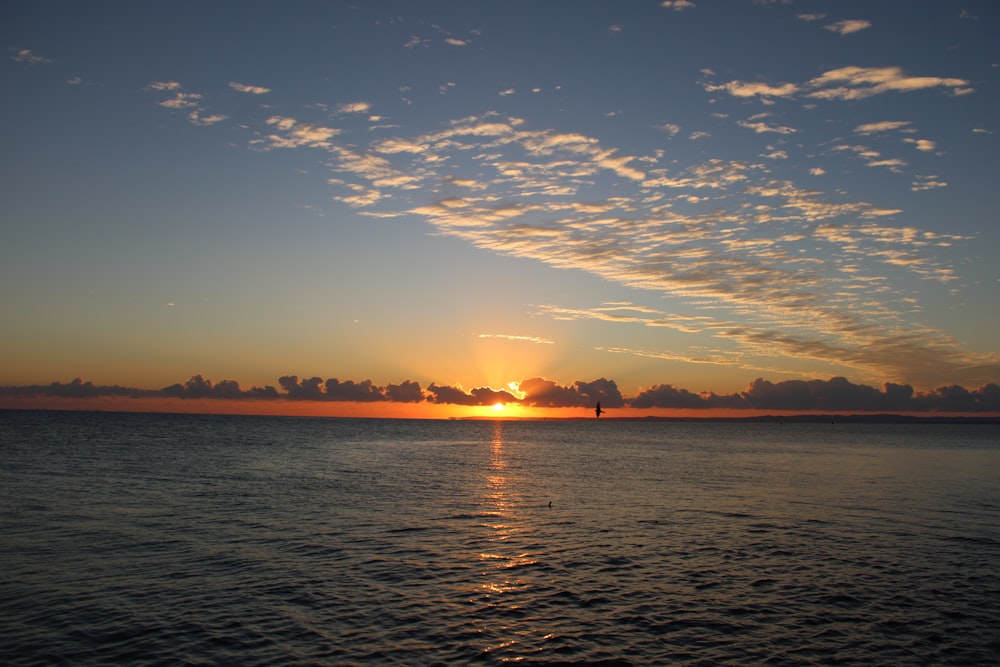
262, 115, 341, 148
337, 101, 372, 114
738, 119, 796, 134
854, 120, 911, 135
903, 138, 936, 152
518, 377, 626, 408
825, 19, 872, 35
806, 66, 973, 100
147, 81, 202, 108
229, 81, 271, 95
147, 81, 182, 92
911, 176, 948, 192
5, 375, 998, 413
708, 81, 800, 99
325, 378, 423, 402
534, 304, 714, 333
629, 383, 726, 409
830, 143, 908, 171
517, 377, 584, 407
741, 377, 999, 412
276, 376, 423, 402
11, 48, 52, 64
630, 376, 1000, 413
0, 378, 153, 399
188, 110, 227, 126
444, 37, 467, 46
403, 35, 429, 49
163, 375, 278, 399
479, 333, 555, 345
278, 376, 324, 400
386, 380, 424, 403
140, 88, 980, 389
660, 1, 695, 10
865, 158, 907, 171
146, 81, 229, 127
426, 383, 520, 406
706, 66, 973, 102
797, 13, 827, 22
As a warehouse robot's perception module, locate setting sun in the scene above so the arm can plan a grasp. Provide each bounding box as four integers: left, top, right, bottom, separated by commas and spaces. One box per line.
492, 402, 505, 412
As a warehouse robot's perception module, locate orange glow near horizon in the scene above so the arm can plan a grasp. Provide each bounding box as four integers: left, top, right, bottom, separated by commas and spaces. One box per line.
2, 395, 998, 420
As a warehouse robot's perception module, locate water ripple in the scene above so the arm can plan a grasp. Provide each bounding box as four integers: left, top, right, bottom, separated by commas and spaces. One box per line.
1, 412, 998, 665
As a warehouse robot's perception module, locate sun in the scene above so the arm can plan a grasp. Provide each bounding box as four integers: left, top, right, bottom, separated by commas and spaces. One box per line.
492, 402, 505, 412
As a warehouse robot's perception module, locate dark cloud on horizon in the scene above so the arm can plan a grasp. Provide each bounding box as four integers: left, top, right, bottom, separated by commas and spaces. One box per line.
278, 376, 424, 402
631, 377, 1000, 413
519, 377, 626, 408
1, 375, 999, 413
426, 383, 521, 406
164, 375, 279, 399
0, 377, 156, 400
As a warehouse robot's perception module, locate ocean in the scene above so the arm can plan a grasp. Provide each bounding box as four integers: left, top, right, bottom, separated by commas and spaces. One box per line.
1, 410, 998, 665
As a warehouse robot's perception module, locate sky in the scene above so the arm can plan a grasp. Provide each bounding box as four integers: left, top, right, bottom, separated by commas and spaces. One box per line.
2, 0, 999, 418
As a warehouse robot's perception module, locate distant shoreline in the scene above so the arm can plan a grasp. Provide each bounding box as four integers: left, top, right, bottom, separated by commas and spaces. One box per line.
452, 414, 1000, 424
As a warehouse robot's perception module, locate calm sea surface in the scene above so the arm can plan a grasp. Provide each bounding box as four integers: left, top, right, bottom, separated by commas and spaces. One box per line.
1, 410, 998, 666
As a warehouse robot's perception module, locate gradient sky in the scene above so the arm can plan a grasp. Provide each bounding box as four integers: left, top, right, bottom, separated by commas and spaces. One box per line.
2, 1, 999, 416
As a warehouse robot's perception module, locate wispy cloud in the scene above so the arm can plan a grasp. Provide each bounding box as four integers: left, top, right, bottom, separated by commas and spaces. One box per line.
661, 1, 695, 11
831, 143, 910, 171
738, 119, 796, 134
260, 115, 341, 149
229, 81, 271, 95
536, 304, 715, 333
807, 66, 973, 99
706, 66, 973, 101
911, 175, 948, 192
657, 122, 681, 136
825, 19, 872, 35
403, 35, 429, 49
146, 81, 227, 126
188, 111, 227, 126
903, 138, 936, 152
11, 48, 52, 64
854, 120, 911, 135
142, 83, 984, 388
337, 101, 372, 114
479, 333, 555, 345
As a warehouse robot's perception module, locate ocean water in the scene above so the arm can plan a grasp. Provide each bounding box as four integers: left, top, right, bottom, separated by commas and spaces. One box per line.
1, 411, 998, 666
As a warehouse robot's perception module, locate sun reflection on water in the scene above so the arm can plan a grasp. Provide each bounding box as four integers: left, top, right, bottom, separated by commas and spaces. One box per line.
474, 420, 541, 656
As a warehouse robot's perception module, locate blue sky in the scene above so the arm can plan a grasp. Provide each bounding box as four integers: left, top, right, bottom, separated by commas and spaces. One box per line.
2, 1, 998, 412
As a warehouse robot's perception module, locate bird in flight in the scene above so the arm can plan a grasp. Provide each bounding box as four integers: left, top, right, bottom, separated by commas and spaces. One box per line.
595, 402, 604, 418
